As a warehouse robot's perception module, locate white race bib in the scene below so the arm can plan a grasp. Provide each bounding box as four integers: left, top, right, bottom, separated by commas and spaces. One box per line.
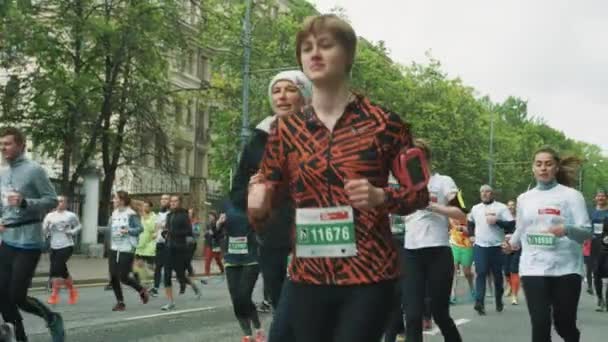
594, 223, 604, 234
295, 206, 357, 258
527, 233, 556, 248
228, 236, 248, 255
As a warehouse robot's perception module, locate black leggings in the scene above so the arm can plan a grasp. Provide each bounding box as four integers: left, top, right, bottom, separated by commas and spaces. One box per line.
522, 274, 582, 342
186, 242, 197, 277
289, 280, 395, 342
385, 280, 405, 342
385, 245, 407, 342
153, 243, 166, 289
403, 247, 461, 342
164, 245, 190, 288
226, 265, 261, 336
584, 256, 593, 289
594, 253, 608, 301
268, 279, 295, 342
108, 250, 143, 302
50, 246, 74, 279
259, 246, 289, 308
0, 243, 55, 340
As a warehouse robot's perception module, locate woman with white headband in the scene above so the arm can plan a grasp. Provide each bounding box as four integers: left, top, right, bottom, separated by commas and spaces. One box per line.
226, 70, 312, 342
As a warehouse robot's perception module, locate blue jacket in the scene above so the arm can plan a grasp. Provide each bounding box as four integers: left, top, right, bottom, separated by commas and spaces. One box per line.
0, 154, 58, 249
109, 207, 142, 253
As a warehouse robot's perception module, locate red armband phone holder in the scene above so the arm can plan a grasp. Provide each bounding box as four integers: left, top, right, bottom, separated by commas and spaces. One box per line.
392, 147, 431, 193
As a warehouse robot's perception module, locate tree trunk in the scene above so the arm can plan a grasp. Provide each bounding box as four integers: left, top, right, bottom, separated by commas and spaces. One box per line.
99, 171, 115, 226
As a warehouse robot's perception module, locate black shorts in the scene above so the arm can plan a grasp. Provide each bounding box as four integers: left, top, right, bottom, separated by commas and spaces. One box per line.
503, 250, 521, 274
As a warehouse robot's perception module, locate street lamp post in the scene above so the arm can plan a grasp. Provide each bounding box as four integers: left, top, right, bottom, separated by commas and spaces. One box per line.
488, 111, 495, 187
240, 0, 252, 152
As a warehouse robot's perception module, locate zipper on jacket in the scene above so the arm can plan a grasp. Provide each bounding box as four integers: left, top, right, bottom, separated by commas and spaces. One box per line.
327, 133, 334, 204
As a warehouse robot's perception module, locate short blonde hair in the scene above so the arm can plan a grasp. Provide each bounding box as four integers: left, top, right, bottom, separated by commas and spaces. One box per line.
295, 15, 357, 74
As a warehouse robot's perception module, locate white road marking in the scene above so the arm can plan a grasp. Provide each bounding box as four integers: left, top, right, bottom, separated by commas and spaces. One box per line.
123, 306, 219, 321
423, 318, 471, 336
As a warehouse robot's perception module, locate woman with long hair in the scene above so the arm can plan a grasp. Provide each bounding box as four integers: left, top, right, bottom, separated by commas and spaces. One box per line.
161, 195, 201, 311
108, 191, 149, 311
505, 147, 592, 342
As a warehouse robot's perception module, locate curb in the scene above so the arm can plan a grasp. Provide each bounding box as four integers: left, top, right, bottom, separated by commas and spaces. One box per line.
31, 272, 224, 291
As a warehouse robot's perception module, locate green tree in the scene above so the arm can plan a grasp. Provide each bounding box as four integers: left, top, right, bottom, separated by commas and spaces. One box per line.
0, 0, 202, 221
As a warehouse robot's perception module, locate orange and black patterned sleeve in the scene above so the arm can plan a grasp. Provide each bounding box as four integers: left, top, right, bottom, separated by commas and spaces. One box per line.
247, 118, 288, 229
381, 112, 429, 215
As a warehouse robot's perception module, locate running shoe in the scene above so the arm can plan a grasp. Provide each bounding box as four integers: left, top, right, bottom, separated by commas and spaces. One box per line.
139, 288, 150, 304
112, 302, 126, 311
47, 292, 59, 305
68, 288, 79, 305
193, 286, 202, 300
0, 322, 16, 342
587, 288, 594, 295
48, 312, 65, 342
496, 299, 504, 313
395, 335, 406, 342
422, 319, 433, 331
241, 337, 252, 342
449, 297, 457, 305
474, 302, 486, 316
161, 303, 176, 311
596, 299, 605, 312
104, 283, 113, 291
254, 329, 267, 342
149, 288, 159, 297
511, 296, 519, 305
256, 300, 272, 313
200, 279, 208, 285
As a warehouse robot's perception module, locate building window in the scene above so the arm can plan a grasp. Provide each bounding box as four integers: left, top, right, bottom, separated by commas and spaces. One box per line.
198, 54, 210, 83
185, 148, 192, 175
186, 99, 194, 126
175, 101, 183, 125
189, 51, 197, 76
154, 134, 164, 169
174, 146, 182, 174
178, 50, 188, 74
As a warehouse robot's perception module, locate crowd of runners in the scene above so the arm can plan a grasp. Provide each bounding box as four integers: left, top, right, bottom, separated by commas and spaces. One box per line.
0, 13, 606, 342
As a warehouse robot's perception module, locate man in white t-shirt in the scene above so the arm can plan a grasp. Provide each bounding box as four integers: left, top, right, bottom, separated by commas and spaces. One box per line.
468, 185, 515, 315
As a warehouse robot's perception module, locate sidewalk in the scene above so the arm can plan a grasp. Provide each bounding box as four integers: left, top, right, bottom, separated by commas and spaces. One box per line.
33, 253, 224, 288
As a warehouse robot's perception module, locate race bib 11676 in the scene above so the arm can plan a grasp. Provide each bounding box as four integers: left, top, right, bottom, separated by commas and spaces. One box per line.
296, 206, 357, 258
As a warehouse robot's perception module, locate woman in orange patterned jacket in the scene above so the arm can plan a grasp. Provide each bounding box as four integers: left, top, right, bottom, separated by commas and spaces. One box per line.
247, 14, 429, 342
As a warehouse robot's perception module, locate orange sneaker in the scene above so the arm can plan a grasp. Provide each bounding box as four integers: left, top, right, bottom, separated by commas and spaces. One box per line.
68, 288, 79, 305
47, 279, 61, 305
47, 292, 59, 305
241, 336, 252, 342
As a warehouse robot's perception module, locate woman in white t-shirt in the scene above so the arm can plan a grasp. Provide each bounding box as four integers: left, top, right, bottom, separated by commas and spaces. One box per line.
402, 140, 466, 342
504, 147, 592, 342
43, 196, 81, 305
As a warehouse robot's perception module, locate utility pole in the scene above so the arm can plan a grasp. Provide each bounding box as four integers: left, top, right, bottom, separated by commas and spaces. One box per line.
488, 111, 495, 187
240, 0, 252, 152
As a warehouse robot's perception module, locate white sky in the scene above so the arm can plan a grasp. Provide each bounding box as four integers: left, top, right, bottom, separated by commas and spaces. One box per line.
309, 0, 608, 155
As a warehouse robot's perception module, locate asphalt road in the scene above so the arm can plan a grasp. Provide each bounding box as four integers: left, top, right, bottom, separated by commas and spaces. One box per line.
23, 276, 607, 342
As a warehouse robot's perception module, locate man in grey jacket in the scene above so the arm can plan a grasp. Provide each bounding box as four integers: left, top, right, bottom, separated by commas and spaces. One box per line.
0, 127, 64, 342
